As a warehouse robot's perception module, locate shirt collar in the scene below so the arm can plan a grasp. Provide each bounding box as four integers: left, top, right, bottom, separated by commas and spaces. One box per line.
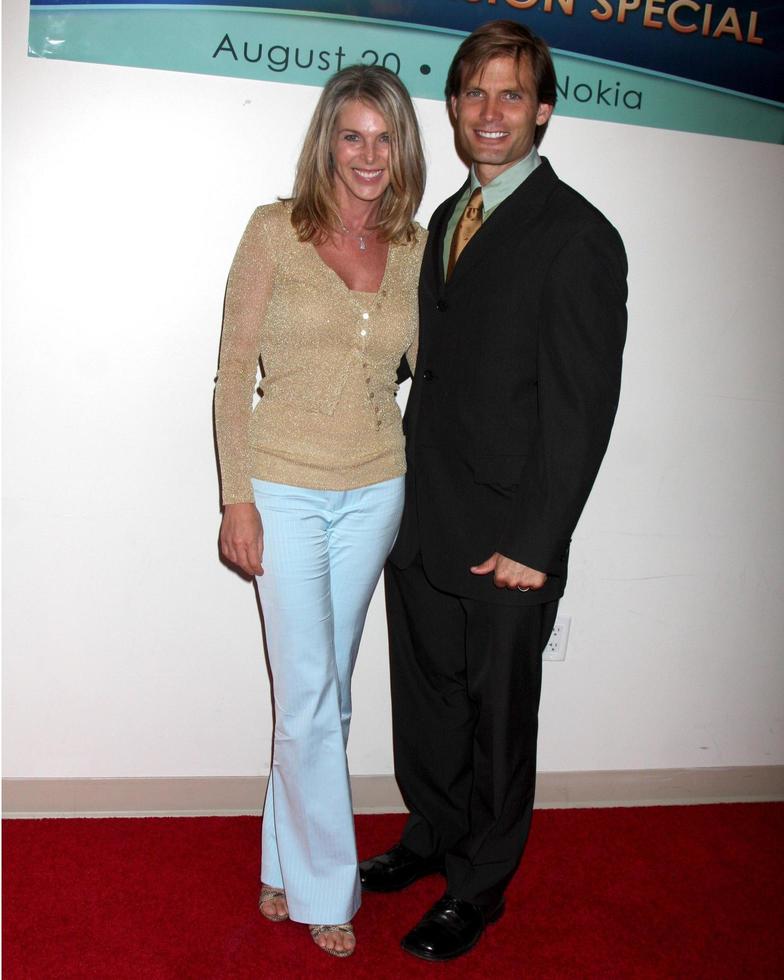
469, 146, 541, 217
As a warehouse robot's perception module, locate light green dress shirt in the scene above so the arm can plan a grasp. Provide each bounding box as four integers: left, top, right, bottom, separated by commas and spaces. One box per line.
442, 147, 541, 276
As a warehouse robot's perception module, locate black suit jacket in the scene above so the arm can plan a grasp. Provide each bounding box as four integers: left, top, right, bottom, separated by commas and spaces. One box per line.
390, 159, 628, 605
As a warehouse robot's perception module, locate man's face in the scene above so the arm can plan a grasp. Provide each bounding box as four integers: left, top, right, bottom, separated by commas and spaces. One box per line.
450, 55, 553, 184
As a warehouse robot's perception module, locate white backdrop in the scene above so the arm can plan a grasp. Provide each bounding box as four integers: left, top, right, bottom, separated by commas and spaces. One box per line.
3, 0, 783, 781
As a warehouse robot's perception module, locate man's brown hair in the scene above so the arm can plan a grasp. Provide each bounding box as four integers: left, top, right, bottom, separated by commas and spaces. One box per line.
445, 20, 558, 147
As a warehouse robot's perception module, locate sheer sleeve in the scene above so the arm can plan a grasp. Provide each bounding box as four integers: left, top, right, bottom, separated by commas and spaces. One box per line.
403, 228, 426, 375
405, 333, 419, 376
214, 207, 275, 504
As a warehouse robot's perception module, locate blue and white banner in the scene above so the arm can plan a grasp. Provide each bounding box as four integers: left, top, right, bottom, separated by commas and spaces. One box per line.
28, 1, 784, 143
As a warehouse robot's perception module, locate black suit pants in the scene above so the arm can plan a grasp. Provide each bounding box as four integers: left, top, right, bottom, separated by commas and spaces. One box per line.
385, 555, 558, 908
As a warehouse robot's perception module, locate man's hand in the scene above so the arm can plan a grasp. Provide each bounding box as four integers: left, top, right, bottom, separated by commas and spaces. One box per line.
220, 502, 264, 577
470, 552, 547, 592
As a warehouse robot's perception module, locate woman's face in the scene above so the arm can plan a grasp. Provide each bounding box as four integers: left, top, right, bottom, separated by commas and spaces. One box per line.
330, 99, 392, 208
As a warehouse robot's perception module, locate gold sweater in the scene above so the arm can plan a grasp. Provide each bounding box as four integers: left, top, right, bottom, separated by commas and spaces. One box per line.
215, 201, 425, 503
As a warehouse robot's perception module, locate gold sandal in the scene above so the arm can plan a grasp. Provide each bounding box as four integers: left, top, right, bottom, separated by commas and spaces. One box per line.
259, 884, 289, 922
308, 923, 355, 958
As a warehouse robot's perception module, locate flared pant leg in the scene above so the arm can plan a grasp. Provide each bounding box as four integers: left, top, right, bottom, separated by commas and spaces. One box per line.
252, 477, 403, 924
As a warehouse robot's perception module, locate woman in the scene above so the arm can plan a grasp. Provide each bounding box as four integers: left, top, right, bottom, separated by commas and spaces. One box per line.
214, 66, 426, 957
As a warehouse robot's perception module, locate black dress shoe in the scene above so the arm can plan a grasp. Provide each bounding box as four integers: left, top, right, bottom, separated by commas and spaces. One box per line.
401, 892, 505, 961
359, 843, 444, 893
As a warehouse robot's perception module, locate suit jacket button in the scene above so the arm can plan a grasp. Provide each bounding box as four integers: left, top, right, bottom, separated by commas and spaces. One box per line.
436, 300, 447, 312
422, 369, 434, 381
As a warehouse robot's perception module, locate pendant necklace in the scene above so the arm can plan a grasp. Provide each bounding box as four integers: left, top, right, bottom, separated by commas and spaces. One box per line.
340, 222, 369, 252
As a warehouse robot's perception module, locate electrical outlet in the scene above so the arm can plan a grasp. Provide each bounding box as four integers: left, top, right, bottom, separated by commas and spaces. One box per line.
542, 616, 571, 662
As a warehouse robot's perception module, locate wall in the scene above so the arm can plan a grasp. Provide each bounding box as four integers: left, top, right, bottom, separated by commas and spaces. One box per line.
3, 0, 783, 784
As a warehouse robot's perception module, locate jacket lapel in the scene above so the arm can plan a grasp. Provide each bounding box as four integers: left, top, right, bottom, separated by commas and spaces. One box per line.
427, 182, 469, 293
445, 159, 559, 288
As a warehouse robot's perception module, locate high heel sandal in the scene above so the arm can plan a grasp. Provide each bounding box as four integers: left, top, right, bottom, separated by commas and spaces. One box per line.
258, 885, 289, 922
308, 923, 356, 958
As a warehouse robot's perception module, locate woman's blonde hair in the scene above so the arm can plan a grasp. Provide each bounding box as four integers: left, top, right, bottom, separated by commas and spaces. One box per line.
289, 65, 425, 244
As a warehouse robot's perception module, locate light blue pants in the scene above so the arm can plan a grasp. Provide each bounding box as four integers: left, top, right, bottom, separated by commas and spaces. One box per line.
252, 476, 404, 924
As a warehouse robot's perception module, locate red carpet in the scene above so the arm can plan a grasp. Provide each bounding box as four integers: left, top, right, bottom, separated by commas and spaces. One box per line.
3, 804, 783, 978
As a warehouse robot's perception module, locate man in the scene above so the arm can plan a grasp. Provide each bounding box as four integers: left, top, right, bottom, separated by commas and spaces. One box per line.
359, 20, 628, 962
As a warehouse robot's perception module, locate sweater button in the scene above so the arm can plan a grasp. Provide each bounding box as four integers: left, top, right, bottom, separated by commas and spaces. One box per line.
436, 300, 447, 312
422, 369, 434, 381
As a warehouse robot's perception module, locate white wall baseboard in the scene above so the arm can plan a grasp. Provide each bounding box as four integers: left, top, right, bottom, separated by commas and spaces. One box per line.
3, 767, 782, 819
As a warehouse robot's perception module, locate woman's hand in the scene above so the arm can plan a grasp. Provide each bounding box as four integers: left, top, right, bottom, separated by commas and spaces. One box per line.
220, 503, 264, 577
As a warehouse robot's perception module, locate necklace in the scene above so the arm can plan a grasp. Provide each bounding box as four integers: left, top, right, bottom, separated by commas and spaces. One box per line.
339, 222, 369, 252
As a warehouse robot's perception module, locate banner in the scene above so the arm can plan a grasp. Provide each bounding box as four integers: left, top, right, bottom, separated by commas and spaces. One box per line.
28, 1, 784, 143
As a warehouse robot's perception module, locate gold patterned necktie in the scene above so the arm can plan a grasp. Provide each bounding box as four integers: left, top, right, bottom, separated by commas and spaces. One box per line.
447, 187, 483, 280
